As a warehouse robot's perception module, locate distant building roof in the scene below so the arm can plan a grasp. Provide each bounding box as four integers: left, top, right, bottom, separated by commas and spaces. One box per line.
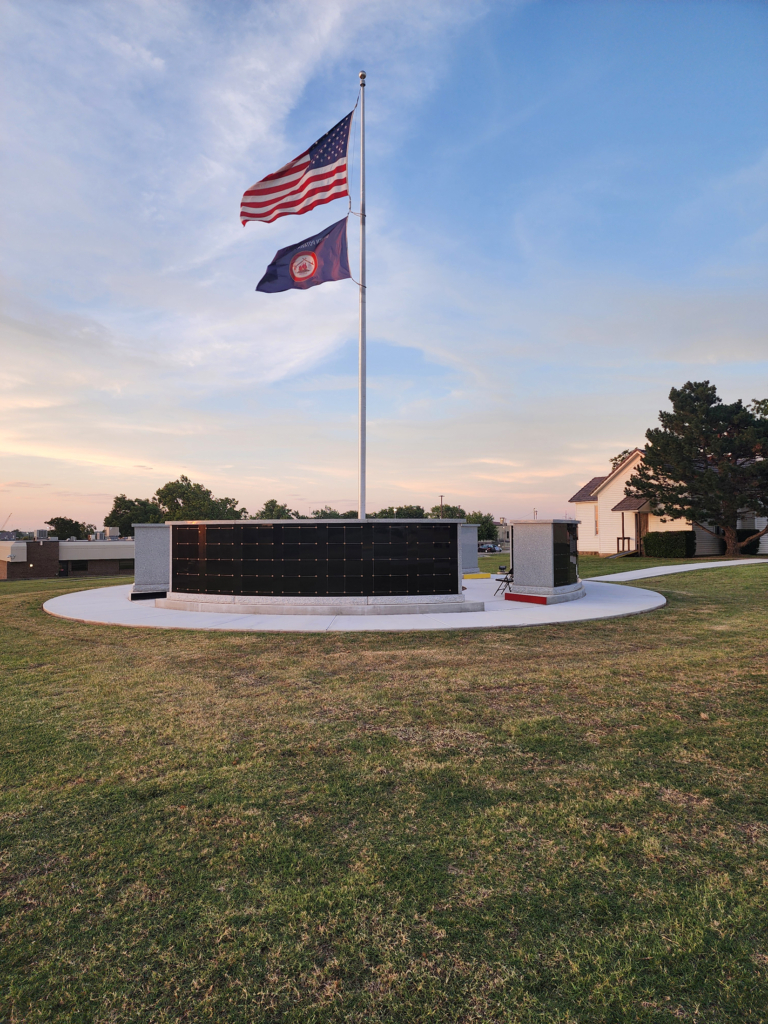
568, 476, 606, 503
612, 495, 648, 511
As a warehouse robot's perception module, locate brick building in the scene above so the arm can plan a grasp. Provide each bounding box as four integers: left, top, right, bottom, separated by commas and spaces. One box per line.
0, 538, 135, 580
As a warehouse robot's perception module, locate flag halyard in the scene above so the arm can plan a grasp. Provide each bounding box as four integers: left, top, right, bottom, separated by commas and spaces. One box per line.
241, 111, 353, 225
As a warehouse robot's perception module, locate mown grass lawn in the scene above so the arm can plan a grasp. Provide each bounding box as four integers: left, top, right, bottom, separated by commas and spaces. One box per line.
1, 564, 767, 1023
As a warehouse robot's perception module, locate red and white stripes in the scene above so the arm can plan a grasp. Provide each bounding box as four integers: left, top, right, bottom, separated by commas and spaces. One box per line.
240, 154, 348, 225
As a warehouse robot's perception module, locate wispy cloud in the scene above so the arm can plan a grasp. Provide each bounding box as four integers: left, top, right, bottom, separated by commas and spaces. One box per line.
1, 0, 765, 528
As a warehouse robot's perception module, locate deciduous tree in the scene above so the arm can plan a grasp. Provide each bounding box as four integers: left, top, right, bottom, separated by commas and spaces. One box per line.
154, 476, 247, 521
45, 516, 95, 540
428, 504, 467, 519
104, 496, 164, 537
466, 511, 497, 541
251, 499, 298, 520
369, 505, 426, 519
105, 477, 247, 533
310, 506, 358, 518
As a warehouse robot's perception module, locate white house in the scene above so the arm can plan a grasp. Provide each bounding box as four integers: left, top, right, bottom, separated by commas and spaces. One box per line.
568, 449, 767, 557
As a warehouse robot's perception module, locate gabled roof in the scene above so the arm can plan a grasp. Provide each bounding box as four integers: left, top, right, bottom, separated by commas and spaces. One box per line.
612, 495, 648, 512
568, 476, 607, 503
591, 448, 644, 496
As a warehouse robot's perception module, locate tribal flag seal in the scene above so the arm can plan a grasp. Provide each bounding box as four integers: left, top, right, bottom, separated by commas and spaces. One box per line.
289, 251, 318, 282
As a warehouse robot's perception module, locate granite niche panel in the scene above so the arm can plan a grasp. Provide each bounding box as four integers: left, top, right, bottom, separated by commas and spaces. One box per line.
553, 522, 579, 587
171, 521, 460, 597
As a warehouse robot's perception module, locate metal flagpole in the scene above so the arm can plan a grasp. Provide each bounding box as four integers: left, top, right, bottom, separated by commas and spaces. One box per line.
358, 70, 366, 520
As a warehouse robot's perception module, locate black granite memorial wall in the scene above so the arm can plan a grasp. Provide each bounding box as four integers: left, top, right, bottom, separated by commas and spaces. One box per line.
171, 520, 460, 597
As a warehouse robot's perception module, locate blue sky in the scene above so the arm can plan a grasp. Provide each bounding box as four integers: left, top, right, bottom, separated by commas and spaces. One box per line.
1, 0, 766, 528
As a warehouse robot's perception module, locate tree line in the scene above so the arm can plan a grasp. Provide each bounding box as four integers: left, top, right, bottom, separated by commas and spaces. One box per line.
99, 479, 499, 540
46, 381, 768, 558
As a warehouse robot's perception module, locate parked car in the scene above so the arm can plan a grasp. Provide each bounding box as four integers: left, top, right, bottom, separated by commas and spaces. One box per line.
478, 542, 501, 553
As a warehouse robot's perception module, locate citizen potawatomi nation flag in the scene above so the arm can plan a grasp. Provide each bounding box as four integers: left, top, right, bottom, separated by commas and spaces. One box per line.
256, 219, 350, 293
241, 112, 353, 225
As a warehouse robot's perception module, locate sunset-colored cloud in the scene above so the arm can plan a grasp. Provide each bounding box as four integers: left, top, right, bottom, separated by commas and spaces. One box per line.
1, 1, 765, 529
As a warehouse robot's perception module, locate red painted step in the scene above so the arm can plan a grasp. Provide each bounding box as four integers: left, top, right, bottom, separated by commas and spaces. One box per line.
504, 592, 547, 605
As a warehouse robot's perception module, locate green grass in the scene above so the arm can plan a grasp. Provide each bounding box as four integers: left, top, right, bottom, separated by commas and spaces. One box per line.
0, 575, 133, 597
1, 566, 767, 1022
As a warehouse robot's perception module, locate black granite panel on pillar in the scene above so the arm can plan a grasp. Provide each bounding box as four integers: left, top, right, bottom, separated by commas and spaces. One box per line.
568, 522, 579, 581
372, 575, 390, 594
174, 574, 198, 592
174, 544, 197, 559
553, 524, 577, 586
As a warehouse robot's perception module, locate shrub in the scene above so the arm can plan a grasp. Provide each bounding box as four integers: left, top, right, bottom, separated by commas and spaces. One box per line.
642, 530, 696, 558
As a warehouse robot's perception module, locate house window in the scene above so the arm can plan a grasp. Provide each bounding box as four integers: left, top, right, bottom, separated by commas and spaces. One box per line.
594, 505, 599, 535
71, 560, 88, 571
118, 559, 135, 572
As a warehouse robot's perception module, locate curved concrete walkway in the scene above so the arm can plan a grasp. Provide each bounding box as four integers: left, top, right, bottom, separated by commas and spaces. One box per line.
42, 560, 765, 634
590, 557, 766, 583
44, 578, 661, 632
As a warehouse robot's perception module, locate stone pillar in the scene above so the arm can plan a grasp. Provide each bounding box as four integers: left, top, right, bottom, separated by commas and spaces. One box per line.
132, 523, 170, 599
460, 523, 480, 575
506, 519, 584, 605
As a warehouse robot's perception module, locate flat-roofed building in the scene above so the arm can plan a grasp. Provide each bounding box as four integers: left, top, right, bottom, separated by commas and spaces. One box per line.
0, 538, 135, 580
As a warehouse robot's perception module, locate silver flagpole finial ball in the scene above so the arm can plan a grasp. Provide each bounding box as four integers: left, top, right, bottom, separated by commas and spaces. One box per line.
359, 70, 366, 82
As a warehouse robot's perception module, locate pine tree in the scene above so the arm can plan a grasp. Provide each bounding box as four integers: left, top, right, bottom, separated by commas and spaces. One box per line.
626, 382, 768, 557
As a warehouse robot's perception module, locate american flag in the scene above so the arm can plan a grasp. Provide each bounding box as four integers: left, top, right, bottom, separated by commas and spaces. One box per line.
241, 111, 353, 225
